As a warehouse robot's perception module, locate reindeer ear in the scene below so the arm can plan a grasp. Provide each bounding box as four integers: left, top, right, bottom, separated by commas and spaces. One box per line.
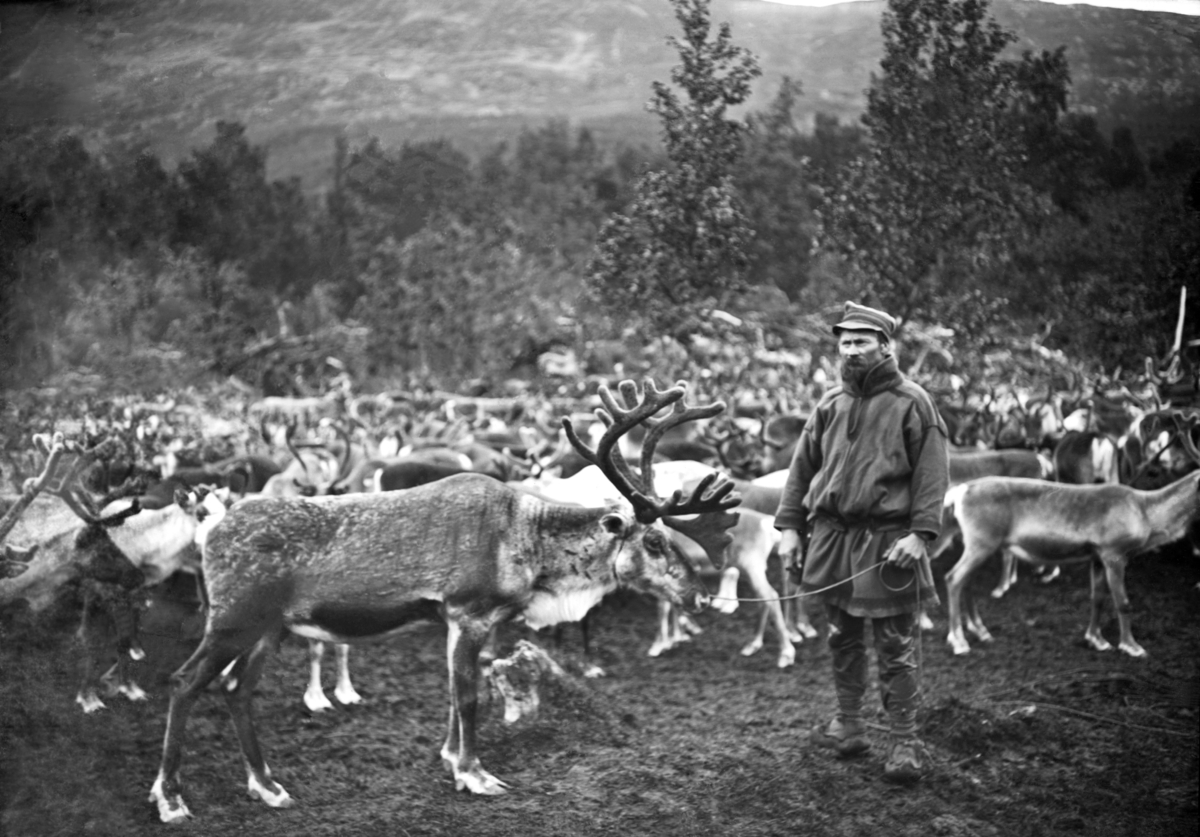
173, 487, 189, 508
600, 512, 631, 537
663, 510, 739, 569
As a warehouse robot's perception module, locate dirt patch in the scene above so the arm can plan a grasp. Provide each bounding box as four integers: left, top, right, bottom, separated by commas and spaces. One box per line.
1, 550, 1197, 836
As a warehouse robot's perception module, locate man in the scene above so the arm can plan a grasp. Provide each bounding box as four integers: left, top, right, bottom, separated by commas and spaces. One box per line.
775, 301, 949, 784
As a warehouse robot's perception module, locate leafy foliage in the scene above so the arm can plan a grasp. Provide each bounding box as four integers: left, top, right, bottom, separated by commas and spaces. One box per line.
587, 0, 761, 341
820, 0, 1064, 331
0, 0, 1194, 397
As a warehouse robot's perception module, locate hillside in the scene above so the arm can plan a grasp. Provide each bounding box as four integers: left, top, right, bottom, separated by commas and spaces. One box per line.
2, 0, 1198, 188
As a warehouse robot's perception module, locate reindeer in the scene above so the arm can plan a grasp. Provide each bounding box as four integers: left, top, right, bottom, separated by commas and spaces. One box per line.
652, 507, 811, 668
0, 434, 224, 712
257, 419, 355, 498
148, 380, 740, 823
942, 427, 1200, 657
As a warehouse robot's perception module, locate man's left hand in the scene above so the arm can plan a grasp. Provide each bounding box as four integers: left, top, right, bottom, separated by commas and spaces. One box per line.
887, 532, 927, 570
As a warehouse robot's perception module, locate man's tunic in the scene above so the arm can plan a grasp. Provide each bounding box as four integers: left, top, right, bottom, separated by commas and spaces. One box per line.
775, 356, 949, 617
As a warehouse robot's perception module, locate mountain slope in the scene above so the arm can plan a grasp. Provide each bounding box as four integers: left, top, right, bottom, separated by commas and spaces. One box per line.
2, 0, 1197, 187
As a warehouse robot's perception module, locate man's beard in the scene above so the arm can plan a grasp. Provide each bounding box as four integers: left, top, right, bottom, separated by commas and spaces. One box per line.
843, 362, 870, 390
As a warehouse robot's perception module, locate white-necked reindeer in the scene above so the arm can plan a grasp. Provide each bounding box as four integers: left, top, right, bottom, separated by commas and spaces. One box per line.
943, 429, 1200, 657
149, 380, 740, 823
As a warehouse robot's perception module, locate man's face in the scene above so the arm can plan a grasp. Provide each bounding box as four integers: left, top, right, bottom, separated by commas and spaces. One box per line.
838, 329, 887, 372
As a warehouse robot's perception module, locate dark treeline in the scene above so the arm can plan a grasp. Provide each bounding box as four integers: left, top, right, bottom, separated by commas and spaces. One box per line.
1, 39, 1197, 396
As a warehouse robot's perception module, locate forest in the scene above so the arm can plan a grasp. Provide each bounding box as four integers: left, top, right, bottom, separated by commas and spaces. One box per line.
1, 0, 1197, 403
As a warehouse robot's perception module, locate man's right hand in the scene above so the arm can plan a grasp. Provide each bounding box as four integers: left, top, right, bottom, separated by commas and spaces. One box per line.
779, 528, 804, 585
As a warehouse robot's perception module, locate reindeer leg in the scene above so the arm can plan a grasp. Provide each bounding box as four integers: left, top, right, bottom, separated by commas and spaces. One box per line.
779, 564, 817, 640
578, 613, 604, 679
648, 599, 674, 657
1084, 557, 1114, 652
150, 633, 248, 823
740, 563, 794, 668
333, 643, 363, 705
963, 588, 993, 644
112, 591, 147, 701
712, 567, 740, 615
303, 640, 334, 712
792, 595, 819, 640
75, 588, 105, 713
677, 610, 702, 637
991, 549, 1019, 599
224, 632, 293, 809
1103, 554, 1145, 658
442, 617, 508, 795
944, 545, 992, 655
746, 605, 769, 658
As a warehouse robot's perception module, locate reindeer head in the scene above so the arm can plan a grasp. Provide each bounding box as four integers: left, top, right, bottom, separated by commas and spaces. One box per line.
562, 379, 741, 577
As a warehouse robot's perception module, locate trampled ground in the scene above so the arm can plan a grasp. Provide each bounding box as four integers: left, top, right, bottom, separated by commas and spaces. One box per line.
1, 549, 1197, 837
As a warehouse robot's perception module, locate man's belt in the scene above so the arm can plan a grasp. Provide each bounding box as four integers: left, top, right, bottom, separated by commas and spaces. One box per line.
813, 514, 909, 534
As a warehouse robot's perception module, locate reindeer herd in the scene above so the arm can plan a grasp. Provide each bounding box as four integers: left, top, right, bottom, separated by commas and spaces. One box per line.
1, 377, 1198, 824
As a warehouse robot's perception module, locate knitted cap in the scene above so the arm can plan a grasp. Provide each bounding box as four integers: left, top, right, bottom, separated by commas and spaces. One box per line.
832, 301, 896, 339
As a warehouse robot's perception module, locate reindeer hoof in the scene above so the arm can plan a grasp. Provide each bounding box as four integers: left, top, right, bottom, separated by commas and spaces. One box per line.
149, 775, 192, 823
776, 648, 796, 669
454, 769, 509, 795
120, 682, 148, 702
334, 685, 363, 706
76, 692, 106, 713
247, 775, 293, 808
582, 664, 606, 679
1119, 642, 1147, 658
796, 623, 819, 640
303, 690, 334, 713
739, 639, 764, 658
1085, 633, 1113, 652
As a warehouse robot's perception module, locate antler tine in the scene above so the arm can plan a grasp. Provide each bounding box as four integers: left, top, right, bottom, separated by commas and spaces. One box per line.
1179, 415, 1200, 466
325, 420, 356, 491
562, 379, 685, 521
96, 496, 143, 528
656, 470, 741, 519
638, 385, 726, 495
284, 417, 312, 482
602, 380, 687, 495
55, 487, 98, 524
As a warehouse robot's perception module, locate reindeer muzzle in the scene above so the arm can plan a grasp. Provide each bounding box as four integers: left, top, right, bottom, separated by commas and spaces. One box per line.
683, 588, 710, 614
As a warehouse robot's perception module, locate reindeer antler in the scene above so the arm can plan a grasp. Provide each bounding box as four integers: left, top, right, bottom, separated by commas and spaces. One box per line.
1177, 414, 1200, 467
563, 380, 741, 530
637, 383, 725, 495
562, 380, 680, 521
0, 434, 127, 540
282, 417, 314, 490
321, 419, 357, 494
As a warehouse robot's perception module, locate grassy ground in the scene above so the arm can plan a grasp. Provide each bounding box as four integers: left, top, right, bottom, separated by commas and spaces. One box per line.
2, 549, 1197, 837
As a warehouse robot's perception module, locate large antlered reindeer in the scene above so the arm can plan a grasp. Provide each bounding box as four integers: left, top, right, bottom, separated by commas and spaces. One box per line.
149, 380, 740, 823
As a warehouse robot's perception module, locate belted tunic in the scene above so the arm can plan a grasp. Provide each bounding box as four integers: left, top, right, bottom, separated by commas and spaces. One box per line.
775, 356, 949, 617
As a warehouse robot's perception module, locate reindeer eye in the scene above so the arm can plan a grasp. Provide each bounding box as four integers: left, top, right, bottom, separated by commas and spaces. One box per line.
642, 528, 667, 553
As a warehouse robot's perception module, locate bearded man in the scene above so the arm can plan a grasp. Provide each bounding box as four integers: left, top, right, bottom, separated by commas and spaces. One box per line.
775, 301, 949, 784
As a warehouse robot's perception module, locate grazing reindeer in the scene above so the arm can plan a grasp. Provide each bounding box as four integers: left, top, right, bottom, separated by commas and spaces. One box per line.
651, 508, 814, 668
942, 447, 1200, 657
148, 380, 740, 823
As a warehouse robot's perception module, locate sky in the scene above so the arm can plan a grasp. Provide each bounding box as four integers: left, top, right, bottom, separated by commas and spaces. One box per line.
762, 0, 1200, 14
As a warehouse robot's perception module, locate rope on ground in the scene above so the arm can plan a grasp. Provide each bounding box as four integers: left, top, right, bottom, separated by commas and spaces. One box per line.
986, 699, 1195, 738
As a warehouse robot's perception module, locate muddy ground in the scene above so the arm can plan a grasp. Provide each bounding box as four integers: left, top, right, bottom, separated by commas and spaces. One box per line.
2, 549, 1197, 837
